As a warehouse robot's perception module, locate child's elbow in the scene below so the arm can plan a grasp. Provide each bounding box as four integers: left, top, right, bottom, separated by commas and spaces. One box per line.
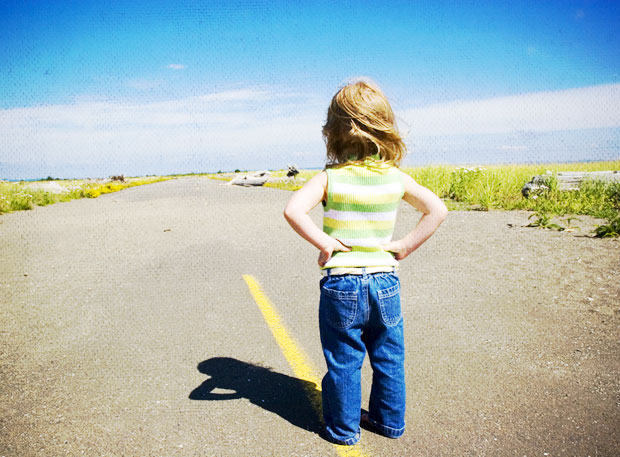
283, 204, 296, 224
436, 202, 448, 223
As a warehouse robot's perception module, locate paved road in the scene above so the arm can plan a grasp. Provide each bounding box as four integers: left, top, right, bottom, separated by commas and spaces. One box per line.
1, 178, 619, 456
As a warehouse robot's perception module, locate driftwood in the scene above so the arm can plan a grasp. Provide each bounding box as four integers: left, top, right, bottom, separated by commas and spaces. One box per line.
286, 165, 299, 178
523, 170, 620, 197
227, 170, 270, 187
553, 171, 620, 190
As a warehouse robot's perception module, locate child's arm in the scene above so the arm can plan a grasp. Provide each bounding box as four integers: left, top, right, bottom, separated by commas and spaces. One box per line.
382, 171, 448, 261
283, 171, 351, 267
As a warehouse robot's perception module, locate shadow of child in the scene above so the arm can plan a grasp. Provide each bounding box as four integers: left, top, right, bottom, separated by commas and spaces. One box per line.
189, 357, 322, 433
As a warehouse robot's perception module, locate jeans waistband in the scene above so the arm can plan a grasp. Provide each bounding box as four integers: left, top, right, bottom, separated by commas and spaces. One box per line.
321, 266, 397, 277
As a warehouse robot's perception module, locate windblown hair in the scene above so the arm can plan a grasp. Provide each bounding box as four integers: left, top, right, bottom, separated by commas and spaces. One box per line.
322, 79, 406, 166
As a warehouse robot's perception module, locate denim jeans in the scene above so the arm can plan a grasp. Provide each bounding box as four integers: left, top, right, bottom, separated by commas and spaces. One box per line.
319, 271, 406, 445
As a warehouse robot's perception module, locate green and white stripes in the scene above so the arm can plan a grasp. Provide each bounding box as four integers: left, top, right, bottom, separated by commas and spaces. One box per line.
323, 160, 404, 268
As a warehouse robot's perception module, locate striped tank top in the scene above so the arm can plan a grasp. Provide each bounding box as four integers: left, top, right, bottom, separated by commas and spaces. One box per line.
322, 157, 404, 269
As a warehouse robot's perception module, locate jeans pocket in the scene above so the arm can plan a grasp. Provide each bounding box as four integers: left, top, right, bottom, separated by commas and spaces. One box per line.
377, 283, 401, 327
321, 285, 358, 329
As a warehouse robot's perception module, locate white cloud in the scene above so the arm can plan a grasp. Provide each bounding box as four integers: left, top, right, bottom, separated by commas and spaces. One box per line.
401, 83, 620, 137
167, 64, 185, 70
1, 83, 618, 178
0, 88, 325, 175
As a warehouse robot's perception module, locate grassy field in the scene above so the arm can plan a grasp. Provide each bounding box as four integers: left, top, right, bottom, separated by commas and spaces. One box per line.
0, 177, 170, 214
2, 161, 619, 237
218, 161, 620, 237
405, 162, 620, 237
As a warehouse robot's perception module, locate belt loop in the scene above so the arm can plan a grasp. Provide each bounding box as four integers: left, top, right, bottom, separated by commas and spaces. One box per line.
326, 268, 331, 277
362, 267, 366, 276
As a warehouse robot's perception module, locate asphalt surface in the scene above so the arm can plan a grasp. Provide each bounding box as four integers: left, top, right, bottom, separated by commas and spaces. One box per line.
1, 177, 619, 456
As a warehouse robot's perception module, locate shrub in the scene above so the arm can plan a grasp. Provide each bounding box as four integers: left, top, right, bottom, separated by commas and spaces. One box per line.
84, 188, 101, 198
594, 212, 620, 238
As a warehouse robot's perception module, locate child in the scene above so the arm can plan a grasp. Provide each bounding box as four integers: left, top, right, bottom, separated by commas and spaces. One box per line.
283, 79, 447, 445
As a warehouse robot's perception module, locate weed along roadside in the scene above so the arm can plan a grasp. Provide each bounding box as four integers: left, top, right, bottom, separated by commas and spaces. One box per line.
414, 163, 620, 237
207, 161, 620, 238
3, 162, 619, 238
0, 176, 171, 214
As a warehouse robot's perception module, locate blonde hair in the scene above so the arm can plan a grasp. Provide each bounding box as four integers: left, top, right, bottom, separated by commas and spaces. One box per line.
322, 78, 406, 166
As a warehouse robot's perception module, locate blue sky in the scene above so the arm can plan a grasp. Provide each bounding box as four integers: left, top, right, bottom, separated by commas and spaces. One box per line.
1, 0, 619, 179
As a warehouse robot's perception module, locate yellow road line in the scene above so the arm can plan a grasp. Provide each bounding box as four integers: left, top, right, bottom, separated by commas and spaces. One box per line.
243, 274, 369, 457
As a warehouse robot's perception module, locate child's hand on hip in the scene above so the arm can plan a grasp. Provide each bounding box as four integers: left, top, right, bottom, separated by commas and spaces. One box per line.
382, 239, 410, 261
318, 238, 350, 267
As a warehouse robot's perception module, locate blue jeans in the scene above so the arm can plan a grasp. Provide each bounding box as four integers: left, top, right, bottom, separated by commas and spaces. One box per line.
319, 271, 406, 445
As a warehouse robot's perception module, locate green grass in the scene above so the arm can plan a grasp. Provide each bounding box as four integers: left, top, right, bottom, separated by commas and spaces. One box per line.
7, 162, 617, 237
0, 177, 171, 214
263, 169, 319, 191
402, 162, 620, 214
593, 212, 620, 237
208, 161, 620, 236
201, 169, 320, 190
246, 162, 620, 219
402, 161, 620, 236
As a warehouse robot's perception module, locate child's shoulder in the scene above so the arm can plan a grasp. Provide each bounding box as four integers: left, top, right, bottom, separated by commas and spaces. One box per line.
326, 161, 406, 192
327, 158, 401, 174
